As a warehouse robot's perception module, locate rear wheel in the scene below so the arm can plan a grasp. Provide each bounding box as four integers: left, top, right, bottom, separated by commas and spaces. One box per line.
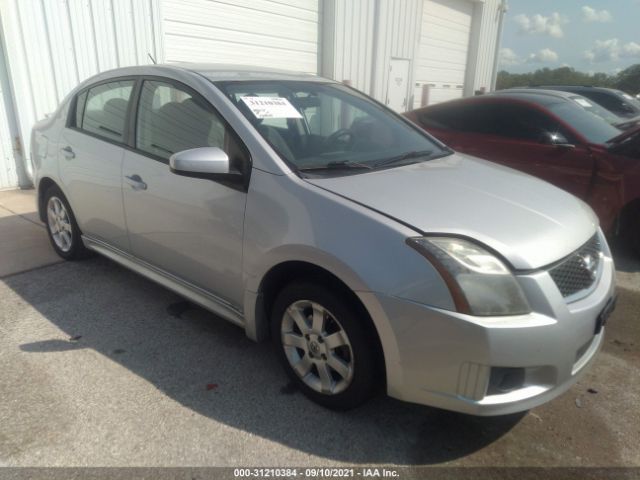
44, 185, 89, 260
271, 282, 377, 410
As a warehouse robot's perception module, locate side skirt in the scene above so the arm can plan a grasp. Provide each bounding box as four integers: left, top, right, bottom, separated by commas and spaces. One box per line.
82, 235, 245, 328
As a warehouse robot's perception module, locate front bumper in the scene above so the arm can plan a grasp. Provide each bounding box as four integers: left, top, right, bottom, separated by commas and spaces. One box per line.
359, 254, 615, 416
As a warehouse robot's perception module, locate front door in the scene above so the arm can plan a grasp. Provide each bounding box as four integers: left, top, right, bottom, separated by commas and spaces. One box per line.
436, 101, 596, 200
387, 59, 411, 113
122, 79, 249, 309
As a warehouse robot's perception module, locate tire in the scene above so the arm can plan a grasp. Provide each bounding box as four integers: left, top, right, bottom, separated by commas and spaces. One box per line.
43, 185, 90, 260
271, 282, 377, 410
628, 209, 640, 257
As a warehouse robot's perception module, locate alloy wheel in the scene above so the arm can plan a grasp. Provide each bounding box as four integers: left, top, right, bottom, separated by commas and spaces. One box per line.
47, 196, 73, 252
281, 300, 354, 395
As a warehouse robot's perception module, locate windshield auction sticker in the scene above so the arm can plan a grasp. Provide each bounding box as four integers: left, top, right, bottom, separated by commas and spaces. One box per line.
240, 96, 303, 119
573, 98, 593, 108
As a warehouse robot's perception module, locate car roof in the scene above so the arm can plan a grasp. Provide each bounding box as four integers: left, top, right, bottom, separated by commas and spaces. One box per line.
484, 91, 565, 107
531, 85, 619, 94
496, 88, 581, 100
78, 63, 335, 90
182, 63, 334, 83
408, 92, 565, 113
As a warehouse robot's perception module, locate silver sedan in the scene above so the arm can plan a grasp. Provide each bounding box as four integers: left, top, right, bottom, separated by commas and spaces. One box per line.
31, 64, 616, 414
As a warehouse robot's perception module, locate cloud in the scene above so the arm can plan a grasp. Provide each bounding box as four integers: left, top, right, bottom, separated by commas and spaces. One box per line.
499, 48, 522, 66
581, 6, 612, 23
623, 42, 640, 57
513, 12, 567, 38
584, 38, 640, 62
527, 48, 560, 63
499, 47, 560, 66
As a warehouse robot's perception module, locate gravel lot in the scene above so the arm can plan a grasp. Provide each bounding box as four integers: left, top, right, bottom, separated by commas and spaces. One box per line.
0, 230, 638, 468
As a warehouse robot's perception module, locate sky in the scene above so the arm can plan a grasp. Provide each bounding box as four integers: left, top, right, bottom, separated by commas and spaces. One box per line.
499, 0, 640, 74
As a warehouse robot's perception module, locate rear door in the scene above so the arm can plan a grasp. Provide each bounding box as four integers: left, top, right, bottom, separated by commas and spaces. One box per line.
58, 79, 134, 251
122, 79, 250, 309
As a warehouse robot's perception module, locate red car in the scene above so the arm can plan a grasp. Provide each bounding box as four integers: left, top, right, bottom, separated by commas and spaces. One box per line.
405, 92, 640, 250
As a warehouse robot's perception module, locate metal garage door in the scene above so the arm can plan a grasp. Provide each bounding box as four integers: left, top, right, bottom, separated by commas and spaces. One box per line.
162, 0, 319, 73
414, 0, 473, 107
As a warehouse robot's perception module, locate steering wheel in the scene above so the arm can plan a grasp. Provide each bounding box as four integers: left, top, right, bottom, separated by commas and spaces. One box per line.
324, 128, 354, 148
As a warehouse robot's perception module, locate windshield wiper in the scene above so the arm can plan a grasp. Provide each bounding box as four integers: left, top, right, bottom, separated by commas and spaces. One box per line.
373, 150, 435, 168
298, 160, 373, 172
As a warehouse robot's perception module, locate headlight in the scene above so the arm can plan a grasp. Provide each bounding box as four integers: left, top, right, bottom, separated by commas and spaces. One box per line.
406, 237, 531, 316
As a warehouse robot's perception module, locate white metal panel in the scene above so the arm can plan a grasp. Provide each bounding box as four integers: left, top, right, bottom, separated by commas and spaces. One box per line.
0, 49, 18, 190
162, 0, 319, 73
0, 0, 162, 187
415, 0, 473, 106
371, 0, 422, 107
467, 0, 503, 94
323, 0, 422, 108
325, 0, 375, 94
387, 58, 411, 112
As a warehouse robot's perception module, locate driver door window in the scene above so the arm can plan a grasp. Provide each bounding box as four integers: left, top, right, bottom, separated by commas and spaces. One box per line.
488, 104, 571, 144
136, 80, 247, 173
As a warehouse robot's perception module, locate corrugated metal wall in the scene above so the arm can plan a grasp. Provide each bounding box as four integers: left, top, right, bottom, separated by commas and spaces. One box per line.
162, 0, 319, 73
371, 0, 423, 105
322, 0, 422, 108
414, 0, 473, 106
0, 0, 162, 188
465, 0, 502, 94
322, 0, 502, 109
322, 0, 375, 94
0, 28, 20, 190
0, 0, 503, 190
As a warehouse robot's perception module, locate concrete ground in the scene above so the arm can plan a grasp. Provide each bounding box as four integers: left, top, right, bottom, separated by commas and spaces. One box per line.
0, 190, 61, 278
0, 189, 638, 467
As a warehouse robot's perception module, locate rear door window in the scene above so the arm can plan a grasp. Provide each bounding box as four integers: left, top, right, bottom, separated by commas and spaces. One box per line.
80, 80, 134, 143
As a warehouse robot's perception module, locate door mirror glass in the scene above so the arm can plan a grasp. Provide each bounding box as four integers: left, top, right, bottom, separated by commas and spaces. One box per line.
170, 147, 232, 177
540, 131, 573, 147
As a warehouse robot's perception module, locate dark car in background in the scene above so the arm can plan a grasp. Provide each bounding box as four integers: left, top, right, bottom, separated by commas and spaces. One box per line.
528, 86, 640, 119
496, 89, 640, 131
405, 92, 640, 251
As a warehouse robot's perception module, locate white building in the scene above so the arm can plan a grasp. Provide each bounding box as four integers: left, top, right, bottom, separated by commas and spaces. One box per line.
0, 0, 506, 190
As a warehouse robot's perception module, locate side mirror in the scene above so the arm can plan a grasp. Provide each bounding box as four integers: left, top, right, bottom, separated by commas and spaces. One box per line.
170, 147, 236, 179
539, 131, 575, 149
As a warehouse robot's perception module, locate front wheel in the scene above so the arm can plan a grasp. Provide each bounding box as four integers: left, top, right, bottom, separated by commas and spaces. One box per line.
271, 282, 377, 410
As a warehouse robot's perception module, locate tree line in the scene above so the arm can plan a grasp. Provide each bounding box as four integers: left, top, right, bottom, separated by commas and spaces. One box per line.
496, 64, 640, 95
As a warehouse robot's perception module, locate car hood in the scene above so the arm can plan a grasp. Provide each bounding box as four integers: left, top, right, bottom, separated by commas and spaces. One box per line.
305, 153, 598, 270
614, 115, 640, 131
608, 123, 640, 144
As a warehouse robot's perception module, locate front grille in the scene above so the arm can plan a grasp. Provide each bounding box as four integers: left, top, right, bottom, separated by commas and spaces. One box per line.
549, 234, 602, 299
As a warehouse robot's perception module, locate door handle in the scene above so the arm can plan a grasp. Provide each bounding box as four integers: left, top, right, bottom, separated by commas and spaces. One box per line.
61, 146, 75, 159
125, 174, 147, 191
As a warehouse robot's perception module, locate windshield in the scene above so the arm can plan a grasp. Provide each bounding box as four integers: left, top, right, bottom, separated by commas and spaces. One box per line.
547, 101, 622, 144
214, 81, 449, 173
568, 95, 622, 126
615, 90, 640, 111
